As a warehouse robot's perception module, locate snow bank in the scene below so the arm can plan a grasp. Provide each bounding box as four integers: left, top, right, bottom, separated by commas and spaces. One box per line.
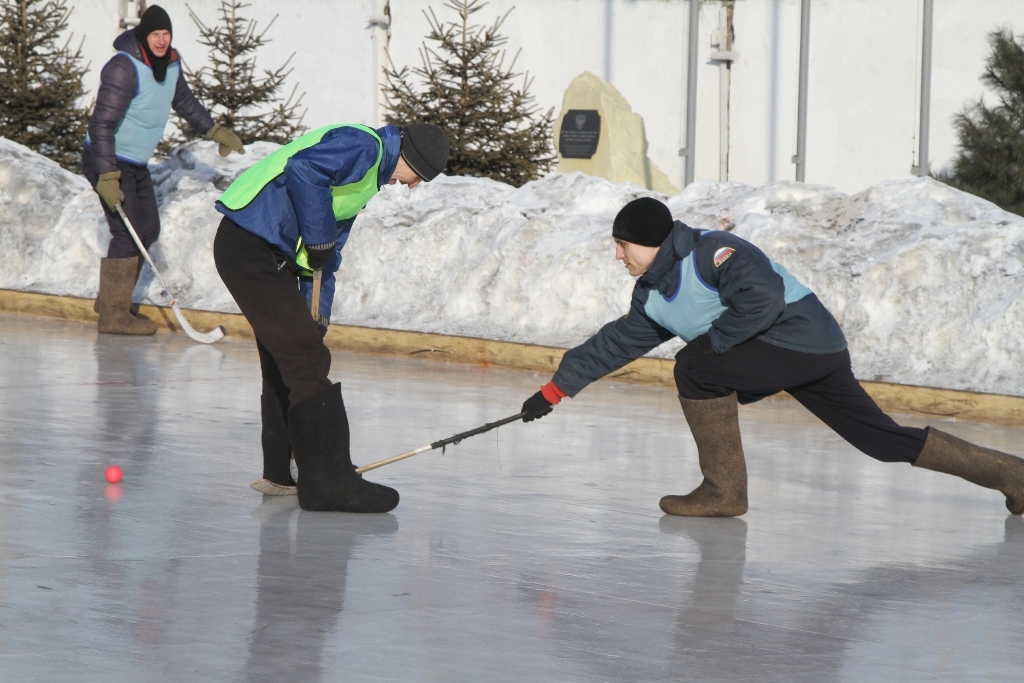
3, 137, 1024, 397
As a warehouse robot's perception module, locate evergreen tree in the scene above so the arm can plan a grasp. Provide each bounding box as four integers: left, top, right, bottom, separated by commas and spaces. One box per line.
0, 0, 89, 171
170, 0, 306, 147
939, 28, 1024, 216
383, 0, 555, 187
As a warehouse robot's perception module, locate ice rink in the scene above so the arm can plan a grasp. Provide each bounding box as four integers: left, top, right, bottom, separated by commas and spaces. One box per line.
1, 313, 1022, 682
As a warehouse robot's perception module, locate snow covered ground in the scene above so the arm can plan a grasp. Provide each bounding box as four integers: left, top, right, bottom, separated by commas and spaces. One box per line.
2, 137, 1023, 396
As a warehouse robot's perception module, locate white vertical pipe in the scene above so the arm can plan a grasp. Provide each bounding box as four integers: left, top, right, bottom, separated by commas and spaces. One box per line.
684, 0, 700, 187
717, 4, 732, 182
369, 1, 391, 126
720, 60, 729, 182
794, 0, 811, 182
917, 0, 934, 177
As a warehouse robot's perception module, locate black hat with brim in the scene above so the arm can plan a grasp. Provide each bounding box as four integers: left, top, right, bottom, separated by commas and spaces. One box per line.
401, 124, 450, 181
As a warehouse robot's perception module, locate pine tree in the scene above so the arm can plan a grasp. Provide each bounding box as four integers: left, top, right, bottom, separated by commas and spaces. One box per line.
170, 0, 306, 147
383, 0, 555, 187
0, 0, 89, 171
939, 28, 1024, 216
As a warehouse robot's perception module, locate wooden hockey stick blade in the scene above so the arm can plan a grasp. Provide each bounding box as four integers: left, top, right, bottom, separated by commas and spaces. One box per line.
114, 205, 225, 344
170, 302, 225, 344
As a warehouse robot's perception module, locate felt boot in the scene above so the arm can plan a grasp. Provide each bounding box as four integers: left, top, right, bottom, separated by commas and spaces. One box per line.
913, 428, 1024, 515
250, 394, 297, 495
96, 257, 157, 335
660, 393, 748, 517
288, 383, 399, 513
95, 256, 153, 323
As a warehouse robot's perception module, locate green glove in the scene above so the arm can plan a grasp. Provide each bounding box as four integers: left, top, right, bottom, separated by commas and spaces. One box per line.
96, 171, 123, 210
206, 123, 245, 157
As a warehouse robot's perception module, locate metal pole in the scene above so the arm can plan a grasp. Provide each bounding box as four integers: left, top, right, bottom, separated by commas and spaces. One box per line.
916, 0, 934, 177
794, 0, 810, 182
684, 0, 700, 186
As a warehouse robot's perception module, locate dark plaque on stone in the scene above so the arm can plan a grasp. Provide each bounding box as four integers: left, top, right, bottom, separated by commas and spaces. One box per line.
558, 109, 601, 159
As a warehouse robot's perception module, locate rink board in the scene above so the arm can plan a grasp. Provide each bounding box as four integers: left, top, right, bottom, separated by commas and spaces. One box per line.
2, 287, 1023, 426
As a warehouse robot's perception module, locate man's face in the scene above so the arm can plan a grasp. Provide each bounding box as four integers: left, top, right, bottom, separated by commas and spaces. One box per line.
615, 239, 660, 277
147, 30, 171, 58
388, 156, 422, 188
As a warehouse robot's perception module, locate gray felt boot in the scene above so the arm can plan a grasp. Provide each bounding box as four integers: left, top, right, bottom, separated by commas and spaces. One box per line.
914, 428, 1024, 515
96, 257, 157, 336
95, 256, 153, 324
660, 393, 749, 518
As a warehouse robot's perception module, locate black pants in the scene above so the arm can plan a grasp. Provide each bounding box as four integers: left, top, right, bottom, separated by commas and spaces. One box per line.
82, 144, 161, 258
674, 339, 927, 463
214, 218, 332, 407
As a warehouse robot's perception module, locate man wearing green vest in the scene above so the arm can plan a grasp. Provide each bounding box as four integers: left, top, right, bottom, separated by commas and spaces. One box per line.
213, 123, 449, 513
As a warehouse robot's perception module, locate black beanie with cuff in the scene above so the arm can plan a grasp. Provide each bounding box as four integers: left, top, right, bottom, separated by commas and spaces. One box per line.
400, 124, 450, 181
612, 197, 674, 247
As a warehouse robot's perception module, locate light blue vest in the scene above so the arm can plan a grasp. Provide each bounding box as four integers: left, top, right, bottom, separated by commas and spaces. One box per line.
644, 252, 813, 342
113, 52, 178, 164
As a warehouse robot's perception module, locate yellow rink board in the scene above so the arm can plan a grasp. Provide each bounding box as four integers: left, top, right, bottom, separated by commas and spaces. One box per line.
3, 288, 1023, 426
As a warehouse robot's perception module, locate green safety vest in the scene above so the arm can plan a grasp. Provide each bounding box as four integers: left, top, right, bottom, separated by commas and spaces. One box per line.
218, 123, 384, 275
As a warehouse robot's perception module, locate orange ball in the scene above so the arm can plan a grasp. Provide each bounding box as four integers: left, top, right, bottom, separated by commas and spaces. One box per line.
105, 465, 123, 484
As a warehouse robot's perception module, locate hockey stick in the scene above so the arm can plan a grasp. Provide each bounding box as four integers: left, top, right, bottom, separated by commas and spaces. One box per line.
115, 205, 225, 344
310, 268, 322, 321
355, 411, 527, 474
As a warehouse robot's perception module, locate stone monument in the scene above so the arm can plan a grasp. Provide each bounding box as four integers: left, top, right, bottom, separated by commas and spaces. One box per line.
555, 71, 678, 195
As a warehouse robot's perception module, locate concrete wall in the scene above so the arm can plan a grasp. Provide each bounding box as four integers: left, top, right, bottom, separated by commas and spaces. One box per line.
67, 0, 1024, 194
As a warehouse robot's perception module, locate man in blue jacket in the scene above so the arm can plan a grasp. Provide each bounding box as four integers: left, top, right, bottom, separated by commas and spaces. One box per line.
521, 197, 1024, 518
214, 122, 449, 513
83, 5, 243, 336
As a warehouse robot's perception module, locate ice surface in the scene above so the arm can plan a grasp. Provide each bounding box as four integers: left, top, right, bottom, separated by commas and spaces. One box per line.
3, 314, 1024, 682
3, 136, 1024, 396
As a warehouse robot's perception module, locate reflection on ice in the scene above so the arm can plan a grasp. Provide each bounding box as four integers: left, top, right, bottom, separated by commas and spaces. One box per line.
0, 314, 1022, 681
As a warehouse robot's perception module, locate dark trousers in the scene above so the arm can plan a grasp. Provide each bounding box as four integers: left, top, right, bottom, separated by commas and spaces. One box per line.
82, 144, 161, 258
674, 339, 927, 463
214, 218, 332, 407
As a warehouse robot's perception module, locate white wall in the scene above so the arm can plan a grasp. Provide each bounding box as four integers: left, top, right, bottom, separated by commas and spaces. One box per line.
70, 0, 386, 130
66, 0, 1024, 194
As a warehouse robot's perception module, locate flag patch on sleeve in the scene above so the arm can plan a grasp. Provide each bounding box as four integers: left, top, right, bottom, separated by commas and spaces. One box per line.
713, 247, 735, 267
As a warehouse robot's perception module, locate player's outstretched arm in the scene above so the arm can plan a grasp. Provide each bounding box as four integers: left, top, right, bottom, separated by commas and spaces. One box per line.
521, 292, 673, 422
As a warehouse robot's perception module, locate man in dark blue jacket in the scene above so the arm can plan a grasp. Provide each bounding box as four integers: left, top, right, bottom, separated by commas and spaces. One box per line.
83, 5, 243, 336
521, 197, 1024, 518
214, 122, 449, 513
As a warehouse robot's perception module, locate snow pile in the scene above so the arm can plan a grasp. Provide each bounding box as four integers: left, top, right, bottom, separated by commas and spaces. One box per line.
3, 136, 1024, 396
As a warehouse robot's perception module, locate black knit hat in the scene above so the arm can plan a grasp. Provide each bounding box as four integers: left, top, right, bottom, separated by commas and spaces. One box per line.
136, 5, 172, 37
612, 197, 674, 247
400, 124, 449, 181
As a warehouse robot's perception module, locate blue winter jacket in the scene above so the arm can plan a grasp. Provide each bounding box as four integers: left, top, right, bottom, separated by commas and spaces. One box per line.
215, 125, 402, 323
551, 221, 848, 397
85, 30, 213, 174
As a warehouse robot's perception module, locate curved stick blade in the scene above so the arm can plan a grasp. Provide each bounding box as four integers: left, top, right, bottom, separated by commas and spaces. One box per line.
171, 303, 225, 344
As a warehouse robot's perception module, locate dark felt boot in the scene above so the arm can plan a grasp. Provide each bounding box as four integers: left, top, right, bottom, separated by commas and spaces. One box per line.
288, 383, 399, 513
250, 394, 297, 495
660, 394, 749, 518
914, 428, 1024, 515
96, 257, 158, 335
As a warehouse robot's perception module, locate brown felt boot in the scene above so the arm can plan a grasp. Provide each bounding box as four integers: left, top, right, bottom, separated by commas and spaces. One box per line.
660, 394, 748, 518
913, 428, 1024, 515
96, 257, 158, 335
95, 256, 153, 323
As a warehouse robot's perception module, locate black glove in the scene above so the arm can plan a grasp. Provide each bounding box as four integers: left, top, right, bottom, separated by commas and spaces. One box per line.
305, 241, 335, 271
521, 390, 554, 423
676, 333, 717, 369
